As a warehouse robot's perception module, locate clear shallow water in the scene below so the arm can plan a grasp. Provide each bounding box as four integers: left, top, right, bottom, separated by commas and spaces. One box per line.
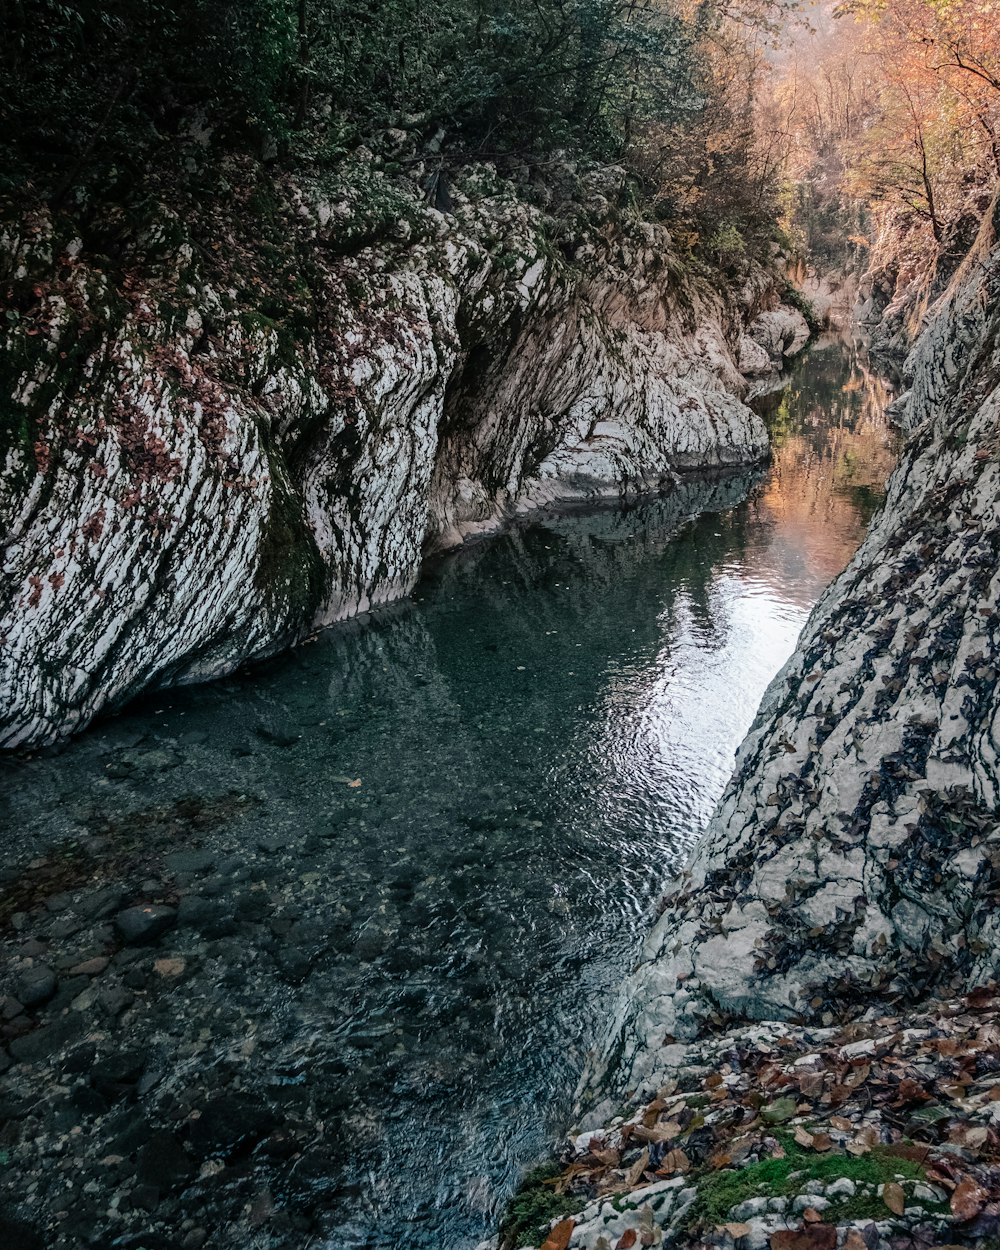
1, 338, 896, 1249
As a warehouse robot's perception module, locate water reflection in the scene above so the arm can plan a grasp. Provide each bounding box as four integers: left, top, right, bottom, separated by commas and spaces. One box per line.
0, 339, 897, 1249
752, 336, 897, 586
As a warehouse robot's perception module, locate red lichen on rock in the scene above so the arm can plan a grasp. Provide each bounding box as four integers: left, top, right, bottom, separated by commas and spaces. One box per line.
81, 507, 106, 543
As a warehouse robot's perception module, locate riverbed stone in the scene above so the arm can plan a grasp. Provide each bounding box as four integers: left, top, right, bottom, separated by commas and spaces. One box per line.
187, 1094, 279, 1160
13, 965, 57, 1007
115, 905, 177, 945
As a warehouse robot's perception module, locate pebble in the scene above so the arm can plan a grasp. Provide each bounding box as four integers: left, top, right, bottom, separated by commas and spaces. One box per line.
68, 957, 110, 977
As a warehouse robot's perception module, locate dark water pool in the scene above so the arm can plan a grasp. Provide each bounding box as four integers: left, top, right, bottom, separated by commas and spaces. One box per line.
0, 338, 896, 1250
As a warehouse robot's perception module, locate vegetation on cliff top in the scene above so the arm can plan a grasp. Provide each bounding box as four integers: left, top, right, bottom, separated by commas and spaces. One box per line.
765, 0, 1000, 300
0, 0, 800, 260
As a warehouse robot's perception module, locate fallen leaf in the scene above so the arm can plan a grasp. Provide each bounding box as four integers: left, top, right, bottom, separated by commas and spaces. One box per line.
951, 1176, 988, 1221
793, 1126, 815, 1148
541, 1218, 575, 1250
655, 1147, 690, 1176
883, 1142, 931, 1165
769, 1226, 836, 1250
721, 1224, 751, 1239
810, 1132, 833, 1152
799, 1073, 825, 1097
883, 1182, 905, 1215
842, 1233, 868, 1250
615, 1231, 637, 1250
347, 778, 362, 788
626, 1147, 649, 1188
895, 1077, 932, 1105
631, 1121, 680, 1144
926, 1167, 957, 1191
554, 1162, 593, 1194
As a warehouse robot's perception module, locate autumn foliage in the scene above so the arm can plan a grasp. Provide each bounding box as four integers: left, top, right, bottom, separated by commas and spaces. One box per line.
767, 0, 1000, 283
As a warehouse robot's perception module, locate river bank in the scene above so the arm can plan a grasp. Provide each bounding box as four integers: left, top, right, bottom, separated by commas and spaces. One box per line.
0, 160, 811, 751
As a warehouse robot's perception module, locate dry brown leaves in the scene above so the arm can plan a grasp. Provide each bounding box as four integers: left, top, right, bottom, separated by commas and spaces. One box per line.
882, 1181, 906, 1215
540, 1218, 574, 1250
950, 1175, 988, 1221
769, 1224, 837, 1249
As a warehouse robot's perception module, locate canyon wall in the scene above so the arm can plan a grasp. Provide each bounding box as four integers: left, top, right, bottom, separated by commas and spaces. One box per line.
0, 175, 805, 749
599, 197, 1000, 1096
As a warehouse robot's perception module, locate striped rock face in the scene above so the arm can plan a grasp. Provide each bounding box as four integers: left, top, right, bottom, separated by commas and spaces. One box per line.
1, 188, 794, 749
600, 201, 1000, 1098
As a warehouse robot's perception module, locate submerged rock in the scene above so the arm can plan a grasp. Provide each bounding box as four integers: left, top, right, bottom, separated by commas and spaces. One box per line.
114, 905, 177, 945
12, 964, 56, 1008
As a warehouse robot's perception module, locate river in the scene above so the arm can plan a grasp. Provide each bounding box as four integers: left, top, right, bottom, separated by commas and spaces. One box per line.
0, 336, 896, 1250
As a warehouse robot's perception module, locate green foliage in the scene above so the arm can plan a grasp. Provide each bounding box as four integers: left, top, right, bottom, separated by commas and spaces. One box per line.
699, 223, 752, 277
0, 0, 790, 264
0, 0, 296, 195
0, 0, 706, 197
781, 283, 821, 332
499, 1163, 583, 1250
294, 0, 701, 157
686, 1136, 934, 1230
0, 2, 742, 205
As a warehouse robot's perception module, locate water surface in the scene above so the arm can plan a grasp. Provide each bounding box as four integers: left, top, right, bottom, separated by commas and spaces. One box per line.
0, 338, 896, 1249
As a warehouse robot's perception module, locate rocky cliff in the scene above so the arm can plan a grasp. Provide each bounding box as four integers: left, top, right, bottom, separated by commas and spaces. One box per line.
500, 199, 1000, 1250
610, 195, 1000, 1084
0, 169, 805, 749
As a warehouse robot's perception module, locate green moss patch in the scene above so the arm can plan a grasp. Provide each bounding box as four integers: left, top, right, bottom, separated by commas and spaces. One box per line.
686, 1134, 937, 1230
499, 1163, 584, 1250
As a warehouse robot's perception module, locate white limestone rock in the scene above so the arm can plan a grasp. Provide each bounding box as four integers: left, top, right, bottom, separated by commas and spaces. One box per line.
0, 182, 792, 748
593, 197, 1000, 1092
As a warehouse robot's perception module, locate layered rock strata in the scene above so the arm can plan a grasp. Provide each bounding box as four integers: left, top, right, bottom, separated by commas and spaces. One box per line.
606, 203, 1000, 1090
0, 178, 803, 748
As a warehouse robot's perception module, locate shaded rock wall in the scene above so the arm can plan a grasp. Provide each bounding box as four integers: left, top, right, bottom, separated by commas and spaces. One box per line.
856, 183, 997, 370
600, 196, 1000, 1095
1, 181, 803, 749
